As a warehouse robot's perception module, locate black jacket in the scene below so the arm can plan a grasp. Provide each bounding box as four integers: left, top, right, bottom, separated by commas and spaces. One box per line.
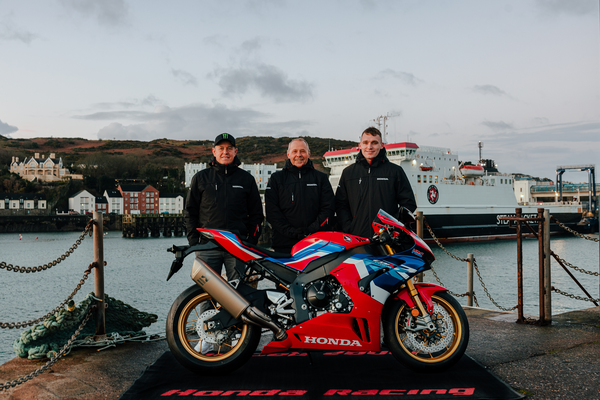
265, 159, 335, 250
335, 148, 417, 238
184, 156, 263, 246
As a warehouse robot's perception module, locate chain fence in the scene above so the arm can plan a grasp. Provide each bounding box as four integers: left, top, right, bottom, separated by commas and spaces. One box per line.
551, 216, 599, 242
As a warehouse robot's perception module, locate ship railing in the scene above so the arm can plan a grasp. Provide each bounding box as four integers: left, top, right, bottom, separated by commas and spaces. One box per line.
418, 210, 599, 326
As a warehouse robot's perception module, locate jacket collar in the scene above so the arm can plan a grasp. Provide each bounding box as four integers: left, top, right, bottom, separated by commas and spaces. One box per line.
284, 158, 315, 173
210, 156, 241, 175
356, 147, 388, 168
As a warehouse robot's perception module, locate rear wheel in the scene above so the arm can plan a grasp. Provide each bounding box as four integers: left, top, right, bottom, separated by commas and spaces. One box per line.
384, 291, 469, 372
166, 285, 261, 374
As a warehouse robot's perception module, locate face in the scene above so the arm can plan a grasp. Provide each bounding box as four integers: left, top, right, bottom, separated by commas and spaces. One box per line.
359, 133, 383, 162
287, 140, 310, 168
212, 141, 238, 165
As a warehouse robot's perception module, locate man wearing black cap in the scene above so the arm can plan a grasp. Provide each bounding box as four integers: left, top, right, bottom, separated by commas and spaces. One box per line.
184, 133, 263, 282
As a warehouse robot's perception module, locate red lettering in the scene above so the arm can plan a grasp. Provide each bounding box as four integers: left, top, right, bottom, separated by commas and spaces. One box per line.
250, 390, 280, 396
449, 388, 475, 395
351, 390, 379, 395
161, 389, 198, 396
267, 353, 290, 356
288, 352, 307, 357
324, 389, 352, 395
192, 391, 223, 396
367, 351, 389, 355
407, 390, 419, 395
323, 351, 345, 356
221, 391, 251, 396
344, 352, 366, 355
379, 389, 406, 395
279, 390, 307, 395
421, 389, 447, 394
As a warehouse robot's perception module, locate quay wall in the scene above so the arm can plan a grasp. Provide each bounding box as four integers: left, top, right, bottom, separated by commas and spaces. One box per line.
0, 215, 122, 233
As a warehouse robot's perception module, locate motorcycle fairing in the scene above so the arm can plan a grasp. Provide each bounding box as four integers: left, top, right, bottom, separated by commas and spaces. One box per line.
284, 239, 347, 271
199, 229, 266, 262
394, 283, 447, 314
291, 232, 370, 255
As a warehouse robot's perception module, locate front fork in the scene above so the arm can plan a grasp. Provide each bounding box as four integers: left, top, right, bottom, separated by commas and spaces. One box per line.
384, 244, 437, 331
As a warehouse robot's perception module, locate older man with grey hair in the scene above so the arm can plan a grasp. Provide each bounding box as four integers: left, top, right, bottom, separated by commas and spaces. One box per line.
265, 138, 335, 254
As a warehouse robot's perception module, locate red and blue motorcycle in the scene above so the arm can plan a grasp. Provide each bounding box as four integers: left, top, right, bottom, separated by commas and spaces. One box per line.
165, 208, 469, 374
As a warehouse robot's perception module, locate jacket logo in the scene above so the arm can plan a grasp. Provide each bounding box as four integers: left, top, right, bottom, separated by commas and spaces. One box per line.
304, 336, 362, 347
376, 178, 389, 181
306, 183, 317, 187
232, 185, 244, 189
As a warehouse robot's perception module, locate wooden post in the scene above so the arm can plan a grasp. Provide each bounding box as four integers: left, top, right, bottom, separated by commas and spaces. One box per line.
467, 253, 474, 307
543, 209, 552, 324
537, 208, 546, 324
416, 211, 424, 282
93, 212, 106, 337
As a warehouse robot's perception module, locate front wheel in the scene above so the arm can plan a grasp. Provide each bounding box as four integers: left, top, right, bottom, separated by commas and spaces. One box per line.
166, 285, 261, 374
384, 291, 469, 372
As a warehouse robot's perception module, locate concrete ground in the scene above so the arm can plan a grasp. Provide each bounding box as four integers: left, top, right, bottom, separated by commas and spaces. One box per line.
0, 306, 598, 400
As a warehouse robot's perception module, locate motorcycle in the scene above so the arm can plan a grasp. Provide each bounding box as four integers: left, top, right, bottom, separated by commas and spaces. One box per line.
165, 208, 469, 374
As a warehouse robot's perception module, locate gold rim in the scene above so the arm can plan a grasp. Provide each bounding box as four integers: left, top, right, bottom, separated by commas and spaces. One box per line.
178, 292, 248, 362
394, 294, 462, 363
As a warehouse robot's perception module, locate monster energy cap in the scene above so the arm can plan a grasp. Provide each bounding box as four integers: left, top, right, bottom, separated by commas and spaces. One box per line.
214, 133, 236, 147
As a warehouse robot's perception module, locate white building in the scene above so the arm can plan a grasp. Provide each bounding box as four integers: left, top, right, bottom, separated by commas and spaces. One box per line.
184, 162, 279, 190
0, 193, 47, 213
159, 193, 184, 214
68, 190, 95, 214
103, 190, 124, 214
10, 153, 83, 182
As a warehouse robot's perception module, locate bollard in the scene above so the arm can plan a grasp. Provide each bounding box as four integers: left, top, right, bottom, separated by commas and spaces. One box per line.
416, 211, 424, 283
467, 253, 474, 307
543, 209, 552, 324
93, 211, 106, 337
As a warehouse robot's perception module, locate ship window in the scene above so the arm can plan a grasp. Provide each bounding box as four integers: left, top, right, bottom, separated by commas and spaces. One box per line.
417, 175, 421, 183
435, 176, 438, 183
429, 175, 433, 182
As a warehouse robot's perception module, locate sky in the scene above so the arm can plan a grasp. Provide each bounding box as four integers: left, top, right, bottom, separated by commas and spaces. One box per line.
1, 0, 598, 181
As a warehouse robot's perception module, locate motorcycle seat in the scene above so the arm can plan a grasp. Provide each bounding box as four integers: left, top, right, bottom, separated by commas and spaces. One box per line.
240, 241, 292, 259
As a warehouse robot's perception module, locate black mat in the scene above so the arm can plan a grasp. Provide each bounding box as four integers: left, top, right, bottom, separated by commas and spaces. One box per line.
119, 351, 523, 400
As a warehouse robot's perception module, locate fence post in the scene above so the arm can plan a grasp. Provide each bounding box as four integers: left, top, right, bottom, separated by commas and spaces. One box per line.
93, 212, 106, 337
416, 211, 424, 283
516, 208, 524, 323
543, 209, 552, 324
467, 253, 474, 307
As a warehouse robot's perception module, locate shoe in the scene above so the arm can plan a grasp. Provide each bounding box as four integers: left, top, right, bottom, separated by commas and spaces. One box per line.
200, 340, 215, 355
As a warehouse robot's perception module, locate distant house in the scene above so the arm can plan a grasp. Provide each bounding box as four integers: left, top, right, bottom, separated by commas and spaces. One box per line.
9, 153, 83, 182
0, 192, 47, 215
95, 196, 108, 214
117, 184, 159, 214
103, 190, 123, 214
68, 190, 95, 214
158, 193, 184, 214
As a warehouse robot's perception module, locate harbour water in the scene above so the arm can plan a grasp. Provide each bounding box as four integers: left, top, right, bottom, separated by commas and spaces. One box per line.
1, 230, 598, 365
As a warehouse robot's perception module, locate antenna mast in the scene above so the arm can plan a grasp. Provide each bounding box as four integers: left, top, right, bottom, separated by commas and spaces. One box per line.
478, 141, 483, 163
372, 112, 401, 143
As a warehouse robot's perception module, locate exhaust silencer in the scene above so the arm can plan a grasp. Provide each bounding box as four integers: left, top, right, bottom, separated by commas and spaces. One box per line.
190, 259, 288, 341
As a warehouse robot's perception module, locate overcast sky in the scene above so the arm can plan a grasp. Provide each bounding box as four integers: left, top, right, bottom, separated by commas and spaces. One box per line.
1, 0, 598, 180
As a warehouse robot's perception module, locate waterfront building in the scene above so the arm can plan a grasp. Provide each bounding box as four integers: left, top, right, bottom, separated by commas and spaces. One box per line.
0, 192, 47, 215
68, 190, 95, 214
158, 193, 184, 214
184, 162, 278, 190
95, 196, 108, 214
103, 190, 123, 214
117, 184, 159, 215
9, 153, 83, 182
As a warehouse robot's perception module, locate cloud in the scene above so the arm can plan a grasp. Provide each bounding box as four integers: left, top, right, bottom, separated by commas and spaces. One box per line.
0, 119, 19, 136
373, 69, 424, 86
91, 95, 164, 110
93, 103, 312, 141
472, 85, 510, 97
481, 120, 514, 131
536, 0, 597, 16
0, 13, 38, 44
171, 69, 198, 87
59, 0, 130, 27
212, 63, 314, 102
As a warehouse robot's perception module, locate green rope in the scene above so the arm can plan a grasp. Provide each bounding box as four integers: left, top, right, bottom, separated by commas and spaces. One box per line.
13, 293, 158, 359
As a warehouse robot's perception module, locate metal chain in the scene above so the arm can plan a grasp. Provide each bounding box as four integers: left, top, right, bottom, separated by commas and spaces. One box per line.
424, 220, 468, 262
551, 286, 600, 303
0, 220, 94, 273
0, 262, 95, 329
0, 306, 93, 391
472, 259, 518, 312
552, 251, 599, 277
429, 266, 474, 303
551, 216, 599, 242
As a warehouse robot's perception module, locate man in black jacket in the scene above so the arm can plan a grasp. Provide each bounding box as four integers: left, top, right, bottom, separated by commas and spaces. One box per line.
265, 138, 335, 254
335, 127, 417, 238
184, 133, 263, 282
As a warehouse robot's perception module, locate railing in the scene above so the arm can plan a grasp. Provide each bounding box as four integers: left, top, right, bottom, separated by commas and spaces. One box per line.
420, 209, 599, 325
0, 212, 106, 391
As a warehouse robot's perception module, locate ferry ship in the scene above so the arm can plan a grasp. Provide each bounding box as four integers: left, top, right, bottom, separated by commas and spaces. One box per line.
323, 142, 587, 242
